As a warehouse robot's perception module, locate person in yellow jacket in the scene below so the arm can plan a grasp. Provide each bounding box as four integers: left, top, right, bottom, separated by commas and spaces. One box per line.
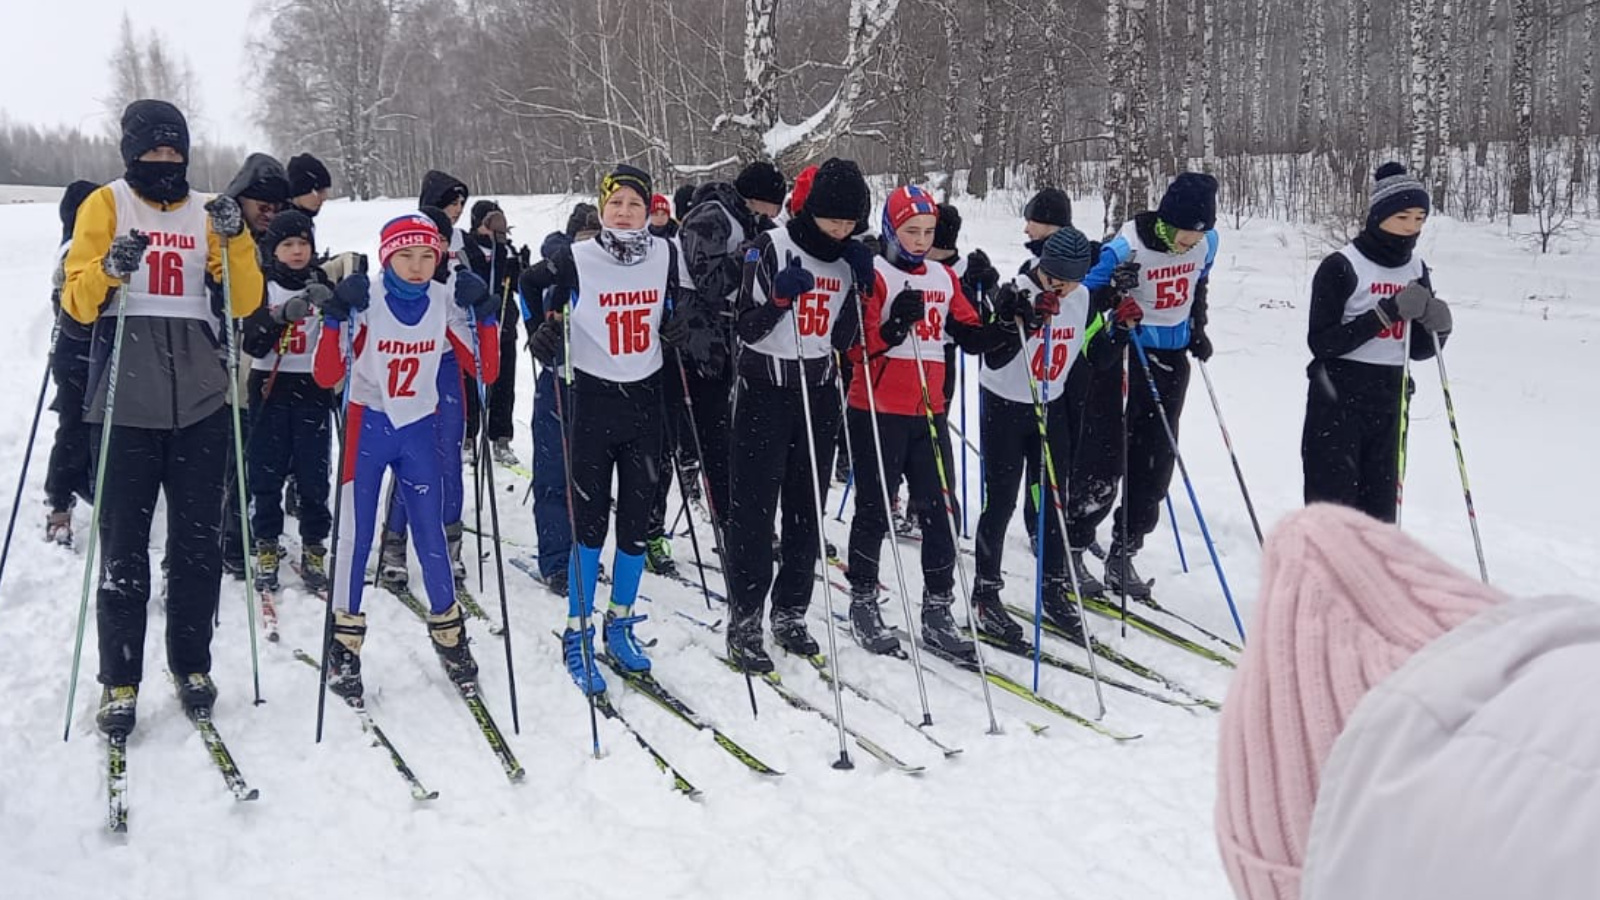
60, 99, 263, 738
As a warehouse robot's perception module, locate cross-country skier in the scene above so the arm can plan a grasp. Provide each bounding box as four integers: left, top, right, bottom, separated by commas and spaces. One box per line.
62, 100, 264, 735
461, 198, 524, 466
43, 180, 100, 546
1302, 163, 1452, 522
525, 164, 715, 694
314, 212, 500, 699
723, 157, 871, 671
285, 153, 332, 219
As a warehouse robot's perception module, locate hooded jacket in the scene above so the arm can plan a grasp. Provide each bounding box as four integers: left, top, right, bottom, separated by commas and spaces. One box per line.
418, 170, 470, 210
223, 153, 291, 205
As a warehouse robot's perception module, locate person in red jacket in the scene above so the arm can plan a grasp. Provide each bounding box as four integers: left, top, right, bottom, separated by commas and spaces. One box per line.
843, 185, 1002, 663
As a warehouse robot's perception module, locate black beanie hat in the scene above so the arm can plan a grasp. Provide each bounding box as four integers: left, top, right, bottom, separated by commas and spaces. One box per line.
801, 158, 871, 230
1023, 188, 1072, 227
258, 209, 316, 263
1366, 162, 1431, 231
735, 161, 786, 207
59, 180, 99, 243
673, 184, 697, 220
470, 199, 503, 231
119, 100, 189, 167
934, 203, 962, 251
565, 202, 601, 238
419, 205, 453, 243
1157, 172, 1220, 232
287, 154, 332, 197
600, 164, 652, 207
1037, 225, 1093, 283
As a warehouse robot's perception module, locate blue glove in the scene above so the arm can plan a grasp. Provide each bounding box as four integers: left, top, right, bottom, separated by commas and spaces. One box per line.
454, 269, 497, 322
841, 239, 875, 289
322, 273, 370, 322
771, 253, 815, 308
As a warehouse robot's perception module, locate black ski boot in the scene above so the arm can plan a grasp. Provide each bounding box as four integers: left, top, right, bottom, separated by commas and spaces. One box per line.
1041, 577, 1088, 644
96, 685, 138, 738
175, 673, 218, 718
971, 577, 1023, 645
427, 602, 479, 689
1070, 548, 1107, 598
1104, 542, 1153, 602
726, 615, 775, 674
771, 606, 820, 657
326, 611, 367, 701
921, 590, 978, 665
849, 585, 901, 655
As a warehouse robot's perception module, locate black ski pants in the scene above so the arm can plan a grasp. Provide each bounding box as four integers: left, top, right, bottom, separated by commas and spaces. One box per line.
246, 373, 331, 545
1064, 351, 1127, 549
1109, 346, 1189, 551
45, 329, 92, 512
846, 408, 958, 595
464, 312, 518, 444
95, 408, 228, 686
1302, 380, 1402, 523
975, 390, 1077, 583
569, 373, 665, 556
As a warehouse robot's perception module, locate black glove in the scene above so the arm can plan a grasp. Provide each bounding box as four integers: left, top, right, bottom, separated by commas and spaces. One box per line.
205, 195, 244, 238
1189, 329, 1213, 362
880, 288, 925, 347
102, 230, 151, 280
771, 253, 815, 308
322, 273, 370, 322
841, 239, 876, 288
527, 316, 565, 367
994, 283, 1040, 331
1111, 259, 1140, 294
454, 269, 498, 321
1416, 295, 1452, 334
660, 309, 718, 366
964, 249, 999, 295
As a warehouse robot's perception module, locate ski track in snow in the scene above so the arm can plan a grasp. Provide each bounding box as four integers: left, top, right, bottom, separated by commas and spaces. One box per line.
0, 190, 1594, 899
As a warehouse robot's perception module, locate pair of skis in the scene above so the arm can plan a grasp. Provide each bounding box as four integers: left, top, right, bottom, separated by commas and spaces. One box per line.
105, 706, 257, 835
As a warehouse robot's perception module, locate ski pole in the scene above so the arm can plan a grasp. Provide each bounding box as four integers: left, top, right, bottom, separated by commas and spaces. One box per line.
466, 306, 521, 734
670, 354, 755, 717
1128, 334, 1246, 643
851, 291, 935, 725
64, 276, 132, 739
905, 329, 1000, 734
1165, 494, 1189, 573
1117, 345, 1131, 639
1015, 317, 1104, 716
1431, 331, 1488, 584
832, 354, 856, 528
661, 373, 714, 611
218, 251, 264, 705
316, 316, 357, 744
552, 310, 601, 758
0, 317, 58, 597
959, 346, 968, 538
1196, 360, 1264, 546
1396, 349, 1412, 529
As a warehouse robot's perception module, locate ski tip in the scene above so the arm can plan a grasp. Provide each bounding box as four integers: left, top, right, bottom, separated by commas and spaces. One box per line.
415, 789, 441, 802
238, 787, 261, 801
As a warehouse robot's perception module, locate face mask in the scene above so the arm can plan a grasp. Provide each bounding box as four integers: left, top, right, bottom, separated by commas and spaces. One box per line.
597, 226, 651, 266
125, 160, 189, 204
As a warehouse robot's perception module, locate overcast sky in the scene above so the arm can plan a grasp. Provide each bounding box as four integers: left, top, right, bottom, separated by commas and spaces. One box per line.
0, 0, 262, 147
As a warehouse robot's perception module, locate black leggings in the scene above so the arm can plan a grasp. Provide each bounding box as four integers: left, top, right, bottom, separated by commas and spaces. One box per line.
845, 408, 958, 594
974, 390, 1076, 583
569, 373, 665, 555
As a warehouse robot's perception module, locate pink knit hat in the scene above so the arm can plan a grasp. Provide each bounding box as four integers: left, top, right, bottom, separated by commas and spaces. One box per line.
1215, 504, 1505, 900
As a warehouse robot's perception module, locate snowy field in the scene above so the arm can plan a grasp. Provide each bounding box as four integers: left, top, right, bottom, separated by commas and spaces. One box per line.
0, 187, 1594, 900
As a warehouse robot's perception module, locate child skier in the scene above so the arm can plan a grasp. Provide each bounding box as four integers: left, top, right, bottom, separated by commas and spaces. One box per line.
314, 212, 500, 699
968, 226, 1132, 644
844, 184, 1000, 663
462, 198, 524, 466
724, 158, 871, 672
43, 179, 101, 546
239, 210, 335, 602
1302, 163, 1452, 522
62, 100, 263, 735
525, 164, 714, 694
1078, 172, 1220, 600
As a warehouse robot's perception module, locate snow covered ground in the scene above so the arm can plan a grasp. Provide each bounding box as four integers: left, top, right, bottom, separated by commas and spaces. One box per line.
0, 187, 1593, 900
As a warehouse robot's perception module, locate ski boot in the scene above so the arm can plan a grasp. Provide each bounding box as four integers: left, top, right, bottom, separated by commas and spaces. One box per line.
427, 602, 479, 689
849, 585, 901, 655
45, 508, 72, 547
254, 540, 281, 593
971, 577, 1023, 645
175, 673, 218, 719
221, 549, 246, 581
96, 685, 138, 738
445, 521, 468, 589
771, 605, 820, 657
326, 611, 367, 701
377, 529, 409, 590
491, 438, 520, 467
1070, 547, 1108, 598
1104, 542, 1153, 602
921, 590, 978, 665
561, 625, 606, 695
644, 536, 677, 575
545, 567, 570, 598
300, 543, 331, 594
603, 607, 652, 673
1041, 576, 1088, 644
726, 614, 776, 674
